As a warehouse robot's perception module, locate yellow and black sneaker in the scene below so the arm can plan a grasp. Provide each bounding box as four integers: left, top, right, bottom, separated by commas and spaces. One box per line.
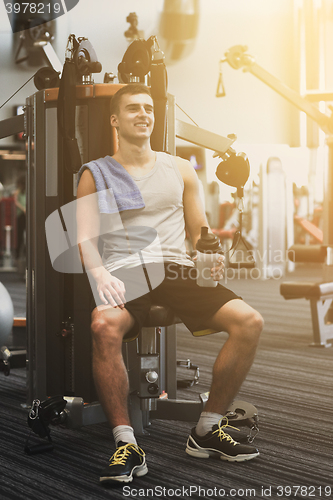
186, 417, 259, 462
100, 442, 148, 484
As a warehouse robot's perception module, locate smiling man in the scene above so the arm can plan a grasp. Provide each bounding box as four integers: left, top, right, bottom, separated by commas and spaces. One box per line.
76, 84, 263, 485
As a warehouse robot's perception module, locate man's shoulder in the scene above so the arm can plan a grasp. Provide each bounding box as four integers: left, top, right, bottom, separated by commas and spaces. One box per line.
172, 155, 197, 183
77, 167, 96, 196
157, 152, 190, 170
156, 152, 194, 183
77, 155, 111, 184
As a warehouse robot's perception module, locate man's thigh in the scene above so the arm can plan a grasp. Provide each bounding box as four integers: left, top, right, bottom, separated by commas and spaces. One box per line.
152, 264, 241, 334
204, 298, 258, 333
90, 265, 157, 341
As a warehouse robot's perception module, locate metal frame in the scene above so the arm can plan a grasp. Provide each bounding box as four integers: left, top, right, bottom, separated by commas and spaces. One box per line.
281, 283, 333, 347
25, 86, 116, 406
309, 295, 333, 347
63, 322, 205, 434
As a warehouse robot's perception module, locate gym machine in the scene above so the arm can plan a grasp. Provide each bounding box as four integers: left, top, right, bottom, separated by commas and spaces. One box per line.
0, 282, 14, 375
1, 35, 259, 448
280, 245, 333, 347
218, 45, 333, 346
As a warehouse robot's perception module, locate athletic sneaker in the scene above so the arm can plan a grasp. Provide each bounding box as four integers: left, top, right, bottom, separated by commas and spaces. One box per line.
186, 417, 259, 462
100, 442, 148, 484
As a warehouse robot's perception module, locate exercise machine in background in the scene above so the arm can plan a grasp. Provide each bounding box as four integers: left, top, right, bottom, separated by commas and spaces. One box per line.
217, 45, 333, 346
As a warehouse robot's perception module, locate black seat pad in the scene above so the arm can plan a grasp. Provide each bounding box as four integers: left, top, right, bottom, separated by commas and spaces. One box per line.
280, 281, 333, 299
143, 305, 182, 327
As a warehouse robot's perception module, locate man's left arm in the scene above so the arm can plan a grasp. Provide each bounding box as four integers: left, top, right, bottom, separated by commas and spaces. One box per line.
175, 157, 224, 280
175, 156, 207, 247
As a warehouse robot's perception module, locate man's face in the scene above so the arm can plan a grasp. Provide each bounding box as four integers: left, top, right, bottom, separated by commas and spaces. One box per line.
111, 93, 155, 142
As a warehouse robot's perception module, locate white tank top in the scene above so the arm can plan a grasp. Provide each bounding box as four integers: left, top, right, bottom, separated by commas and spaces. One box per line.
101, 152, 194, 273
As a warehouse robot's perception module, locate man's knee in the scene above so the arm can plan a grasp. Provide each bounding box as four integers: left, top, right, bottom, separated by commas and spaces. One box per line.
91, 309, 127, 348
226, 305, 264, 344
238, 308, 264, 341
248, 309, 264, 334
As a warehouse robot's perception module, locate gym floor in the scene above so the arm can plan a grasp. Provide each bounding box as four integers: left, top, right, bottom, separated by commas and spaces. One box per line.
0, 267, 332, 500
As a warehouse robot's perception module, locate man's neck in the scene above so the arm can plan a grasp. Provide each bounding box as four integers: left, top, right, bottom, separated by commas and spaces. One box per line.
113, 139, 156, 172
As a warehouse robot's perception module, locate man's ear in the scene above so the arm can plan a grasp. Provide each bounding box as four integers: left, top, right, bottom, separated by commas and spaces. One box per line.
110, 115, 118, 127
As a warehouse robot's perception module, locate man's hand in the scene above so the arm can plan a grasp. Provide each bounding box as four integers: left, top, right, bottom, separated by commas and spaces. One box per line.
97, 268, 126, 308
192, 253, 225, 281
211, 254, 225, 281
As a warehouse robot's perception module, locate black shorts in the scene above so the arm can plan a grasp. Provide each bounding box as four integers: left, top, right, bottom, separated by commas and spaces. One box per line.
95, 262, 240, 341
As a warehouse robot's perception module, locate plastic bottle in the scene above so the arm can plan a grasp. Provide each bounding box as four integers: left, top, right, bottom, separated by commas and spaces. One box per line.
196, 227, 223, 287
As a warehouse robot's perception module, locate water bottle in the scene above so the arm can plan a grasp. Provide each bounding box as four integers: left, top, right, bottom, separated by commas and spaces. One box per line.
196, 227, 223, 287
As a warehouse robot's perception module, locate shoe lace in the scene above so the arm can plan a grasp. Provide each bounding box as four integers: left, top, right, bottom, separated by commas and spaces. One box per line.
109, 443, 145, 467
212, 417, 240, 447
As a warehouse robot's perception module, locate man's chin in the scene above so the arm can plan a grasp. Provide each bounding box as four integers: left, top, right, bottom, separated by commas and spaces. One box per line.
134, 131, 152, 139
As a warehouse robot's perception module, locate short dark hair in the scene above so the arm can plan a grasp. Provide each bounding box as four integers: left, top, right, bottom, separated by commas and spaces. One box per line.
110, 84, 152, 116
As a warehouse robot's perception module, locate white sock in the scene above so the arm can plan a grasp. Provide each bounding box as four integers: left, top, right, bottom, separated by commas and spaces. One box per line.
112, 425, 137, 447
195, 411, 224, 436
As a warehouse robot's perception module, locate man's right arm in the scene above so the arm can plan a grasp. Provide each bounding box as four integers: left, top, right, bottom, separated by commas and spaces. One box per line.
76, 169, 126, 308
